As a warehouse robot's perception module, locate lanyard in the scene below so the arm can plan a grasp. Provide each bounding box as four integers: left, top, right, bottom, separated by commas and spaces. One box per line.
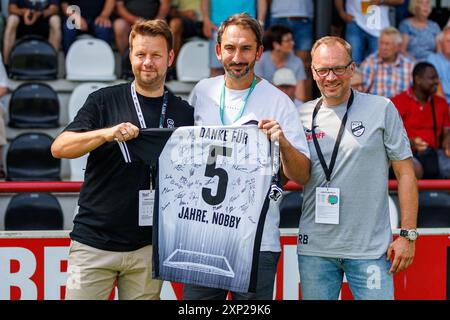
311, 90, 354, 184
219, 75, 257, 125
130, 81, 169, 129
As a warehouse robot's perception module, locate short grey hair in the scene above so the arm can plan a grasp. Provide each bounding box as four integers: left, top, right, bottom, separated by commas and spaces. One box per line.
380, 27, 402, 45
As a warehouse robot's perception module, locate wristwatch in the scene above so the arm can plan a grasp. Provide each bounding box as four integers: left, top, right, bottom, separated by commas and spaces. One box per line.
400, 229, 419, 241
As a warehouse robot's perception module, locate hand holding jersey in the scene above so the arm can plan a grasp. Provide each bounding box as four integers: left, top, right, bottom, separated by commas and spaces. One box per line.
52, 20, 194, 300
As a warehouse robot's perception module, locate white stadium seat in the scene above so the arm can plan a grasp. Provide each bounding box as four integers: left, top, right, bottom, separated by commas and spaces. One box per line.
68, 82, 108, 181
176, 39, 209, 82
65, 39, 116, 81
68, 82, 108, 121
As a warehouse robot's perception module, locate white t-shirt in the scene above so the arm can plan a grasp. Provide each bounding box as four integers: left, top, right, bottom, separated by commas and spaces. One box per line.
190, 76, 310, 252
346, 0, 391, 38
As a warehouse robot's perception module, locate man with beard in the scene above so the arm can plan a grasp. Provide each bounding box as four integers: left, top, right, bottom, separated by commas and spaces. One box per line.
51, 20, 194, 300
392, 62, 450, 178
183, 13, 311, 300
297, 36, 418, 300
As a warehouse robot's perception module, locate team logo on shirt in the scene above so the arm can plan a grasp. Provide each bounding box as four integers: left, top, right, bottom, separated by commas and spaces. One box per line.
351, 121, 365, 137
167, 118, 175, 128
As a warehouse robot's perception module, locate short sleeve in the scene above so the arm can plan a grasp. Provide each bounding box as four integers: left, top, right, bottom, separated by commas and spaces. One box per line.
64, 93, 103, 132
277, 96, 310, 159
383, 101, 413, 160
398, 19, 410, 35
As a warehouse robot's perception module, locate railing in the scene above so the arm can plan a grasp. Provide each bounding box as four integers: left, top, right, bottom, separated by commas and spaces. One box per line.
0, 180, 449, 193
284, 180, 450, 191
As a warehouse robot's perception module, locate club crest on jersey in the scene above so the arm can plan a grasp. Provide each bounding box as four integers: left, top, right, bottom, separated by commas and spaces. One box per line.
351, 121, 365, 137
166, 118, 175, 128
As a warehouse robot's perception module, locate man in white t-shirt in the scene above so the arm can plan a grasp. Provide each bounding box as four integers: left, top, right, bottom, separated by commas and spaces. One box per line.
184, 13, 311, 300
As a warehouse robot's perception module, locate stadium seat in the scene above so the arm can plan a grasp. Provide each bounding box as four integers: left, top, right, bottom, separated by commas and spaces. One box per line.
65, 38, 116, 81
417, 191, 450, 227
6, 132, 60, 181
176, 39, 209, 82
121, 48, 133, 80
8, 35, 58, 80
68, 82, 108, 121
4, 193, 63, 230
68, 82, 107, 181
8, 82, 59, 128
279, 191, 303, 228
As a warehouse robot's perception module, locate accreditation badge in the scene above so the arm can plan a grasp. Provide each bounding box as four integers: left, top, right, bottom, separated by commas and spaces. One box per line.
139, 190, 154, 226
315, 187, 340, 224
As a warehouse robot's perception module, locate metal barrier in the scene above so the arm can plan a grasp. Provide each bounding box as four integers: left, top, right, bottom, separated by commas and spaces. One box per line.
0, 180, 449, 193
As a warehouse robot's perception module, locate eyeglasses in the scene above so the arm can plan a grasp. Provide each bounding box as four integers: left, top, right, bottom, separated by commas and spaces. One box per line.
312, 61, 353, 78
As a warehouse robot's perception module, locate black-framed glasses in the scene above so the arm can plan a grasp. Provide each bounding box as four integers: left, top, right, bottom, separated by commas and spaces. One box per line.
312, 61, 353, 77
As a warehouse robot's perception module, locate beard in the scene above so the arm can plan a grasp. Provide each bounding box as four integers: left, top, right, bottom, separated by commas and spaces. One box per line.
223, 59, 256, 79
134, 68, 167, 90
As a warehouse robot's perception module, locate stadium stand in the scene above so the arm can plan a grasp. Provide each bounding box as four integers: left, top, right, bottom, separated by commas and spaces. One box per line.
6, 132, 60, 181
65, 38, 116, 81
176, 39, 209, 82
417, 191, 450, 227
4, 192, 63, 230
8, 36, 58, 80
8, 82, 59, 128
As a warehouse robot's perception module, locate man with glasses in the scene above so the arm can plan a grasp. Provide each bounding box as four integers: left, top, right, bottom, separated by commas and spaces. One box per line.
297, 36, 418, 300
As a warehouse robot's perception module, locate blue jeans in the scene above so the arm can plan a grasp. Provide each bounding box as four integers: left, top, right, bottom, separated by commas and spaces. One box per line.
270, 17, 313, 52
345, 21, 378, 65
183, 251, 280, 300
63, 17, 112, 53
298, 254, 394, 300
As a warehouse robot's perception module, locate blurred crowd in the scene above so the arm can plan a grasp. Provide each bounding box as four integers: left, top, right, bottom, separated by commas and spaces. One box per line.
0, 0, 448, 179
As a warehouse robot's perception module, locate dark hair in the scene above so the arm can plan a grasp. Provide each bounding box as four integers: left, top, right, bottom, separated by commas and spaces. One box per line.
217, 13, 263, 49
129, 19, 173, 51
263, 25, 293, 50
412, 62, 436, 81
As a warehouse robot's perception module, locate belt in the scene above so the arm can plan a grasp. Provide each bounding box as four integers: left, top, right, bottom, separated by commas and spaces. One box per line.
285, 16, 310, 21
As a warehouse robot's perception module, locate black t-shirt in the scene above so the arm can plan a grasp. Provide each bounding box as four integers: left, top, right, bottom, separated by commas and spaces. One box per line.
117, 0, 160, 19
64, 82, 194, 251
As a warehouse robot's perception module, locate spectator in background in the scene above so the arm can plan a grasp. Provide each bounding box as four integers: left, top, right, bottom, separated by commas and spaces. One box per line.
61, 0, 115, 53
269, 0, 314, 101
201, 0, 267, 77
255, 25, 306, 102
272, 67, 303, 109
114, 0, 170, 55
361, 27, 415, 98
334, 0, 405, 66
3, 0, 61, 65
0, 54, 8, 178
399, 0, 440, 61
168, 0, 203, 63
392, 62, 450, 178
350, 68, 365, 92
427, 26, 450, 105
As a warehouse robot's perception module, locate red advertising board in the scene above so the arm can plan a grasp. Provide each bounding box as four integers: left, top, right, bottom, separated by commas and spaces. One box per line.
0, 231, 448, 300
